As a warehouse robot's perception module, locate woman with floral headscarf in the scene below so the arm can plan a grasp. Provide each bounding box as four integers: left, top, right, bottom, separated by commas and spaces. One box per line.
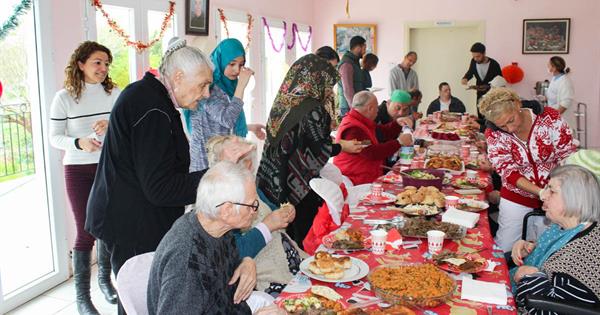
185, 38, 265, 172
257, 54, 363, 246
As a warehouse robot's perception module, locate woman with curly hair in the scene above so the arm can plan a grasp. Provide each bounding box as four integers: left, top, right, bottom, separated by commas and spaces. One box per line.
478, 87, 576, 252
49, 41, 120, 315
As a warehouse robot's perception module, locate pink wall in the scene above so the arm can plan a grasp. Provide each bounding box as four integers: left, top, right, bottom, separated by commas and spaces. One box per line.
311, 0, 600, 149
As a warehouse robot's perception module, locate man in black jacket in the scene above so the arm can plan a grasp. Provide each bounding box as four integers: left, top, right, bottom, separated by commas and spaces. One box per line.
461, 42, 502, 119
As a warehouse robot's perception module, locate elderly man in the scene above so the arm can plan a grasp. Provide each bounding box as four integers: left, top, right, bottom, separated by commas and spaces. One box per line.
85, 39, 252, 299
338, 35, 368, 117
389, 51, 419, 93
148, 161, 283, 315
334, 91, 413, 185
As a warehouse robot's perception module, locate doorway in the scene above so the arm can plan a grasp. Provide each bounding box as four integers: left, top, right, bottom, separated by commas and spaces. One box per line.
406, 21, 485, 115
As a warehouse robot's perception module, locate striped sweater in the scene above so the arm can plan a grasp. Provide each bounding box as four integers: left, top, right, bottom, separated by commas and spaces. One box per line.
49, 83, 120, 165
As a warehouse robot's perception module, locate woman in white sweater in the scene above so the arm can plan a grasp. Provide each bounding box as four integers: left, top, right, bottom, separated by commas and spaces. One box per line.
49, 41, 120, 315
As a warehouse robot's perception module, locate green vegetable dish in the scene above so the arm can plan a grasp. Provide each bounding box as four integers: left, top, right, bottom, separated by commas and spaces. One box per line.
407, 170, 438, 180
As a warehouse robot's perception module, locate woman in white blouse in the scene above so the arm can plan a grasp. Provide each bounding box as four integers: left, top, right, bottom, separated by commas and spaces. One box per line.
545, 56, 575, 126
49, 41, 120, 315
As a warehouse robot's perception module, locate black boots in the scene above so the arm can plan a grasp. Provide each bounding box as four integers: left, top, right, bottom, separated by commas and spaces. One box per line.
73, 250, 100, 315
97, 241, 118, 304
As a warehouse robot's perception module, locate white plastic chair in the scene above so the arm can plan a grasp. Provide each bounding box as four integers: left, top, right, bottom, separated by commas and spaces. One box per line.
116, 252, 155, 315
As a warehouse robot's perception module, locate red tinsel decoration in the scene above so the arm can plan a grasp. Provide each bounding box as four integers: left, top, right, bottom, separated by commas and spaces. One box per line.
91, 0, 175, 53
217, 8, 254, 51
502, 62, 525, 84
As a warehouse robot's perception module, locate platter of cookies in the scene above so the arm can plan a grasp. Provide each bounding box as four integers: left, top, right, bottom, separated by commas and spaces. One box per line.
300, 251, 370, 283
394, 186, 445, 217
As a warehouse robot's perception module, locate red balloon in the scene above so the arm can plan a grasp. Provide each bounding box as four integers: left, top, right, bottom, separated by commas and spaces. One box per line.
0, 80, 3, 99
148, 68, 159, 78
502, 62, 524, 84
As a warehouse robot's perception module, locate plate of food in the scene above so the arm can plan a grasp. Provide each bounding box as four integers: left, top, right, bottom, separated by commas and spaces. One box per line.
361, 192, 397, 204
368, 263, 456, 307
300, 252, 370, 283
340, 305, 416, 315
322, 228, 371, 251
425, 155, 464, 174
455, 199, 489, 212
399, 169, 445, 189
398, 217, 466, 239
452, 177, 488, 189
432, 250, 488, 274
394, 186, 445, 217
278, 286, 345, 314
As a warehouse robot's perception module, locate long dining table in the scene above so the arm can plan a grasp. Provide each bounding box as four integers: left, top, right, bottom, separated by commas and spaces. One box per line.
276, 168, 518, 315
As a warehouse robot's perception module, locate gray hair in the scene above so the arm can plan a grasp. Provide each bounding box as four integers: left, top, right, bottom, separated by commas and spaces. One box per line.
206, 135, 258, 174
550, 164, 600, 223
159, 37, 213, 79
352, 91, 376, 109
194, 161, 254, 218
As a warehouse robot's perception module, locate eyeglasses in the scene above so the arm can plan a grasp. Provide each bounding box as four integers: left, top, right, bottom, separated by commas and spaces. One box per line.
216, 199, 259, 212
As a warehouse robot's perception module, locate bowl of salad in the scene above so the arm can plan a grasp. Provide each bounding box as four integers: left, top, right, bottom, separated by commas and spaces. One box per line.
400, 169, 445, 189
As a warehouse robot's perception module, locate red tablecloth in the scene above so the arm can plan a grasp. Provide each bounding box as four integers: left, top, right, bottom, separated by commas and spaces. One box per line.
277, 171, 518, 315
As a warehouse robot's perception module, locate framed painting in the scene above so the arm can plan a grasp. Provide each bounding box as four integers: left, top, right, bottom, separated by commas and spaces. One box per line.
186, 0, 210, 35
333, 24, 376, 55
523, 18, 570, 54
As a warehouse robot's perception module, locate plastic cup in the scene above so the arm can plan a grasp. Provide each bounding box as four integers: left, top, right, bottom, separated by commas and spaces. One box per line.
427, 230, 446, 254
466, 170, 478, 182
444, 195, 460, 209
461, 113, 469, 123
370, 229, 388, 255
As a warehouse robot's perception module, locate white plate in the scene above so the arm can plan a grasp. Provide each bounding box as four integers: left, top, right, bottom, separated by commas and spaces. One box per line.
300, 256, 370, 283
360, 192, 396, 204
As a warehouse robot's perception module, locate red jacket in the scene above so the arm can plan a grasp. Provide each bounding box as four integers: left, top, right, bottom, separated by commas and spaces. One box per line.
334, 109, 401, 185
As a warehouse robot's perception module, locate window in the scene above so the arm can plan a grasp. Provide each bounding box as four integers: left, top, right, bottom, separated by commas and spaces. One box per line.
294, 24, 312, 60
148, 10, 176, 70
95, 4, 134, 88
262, 20, 289, 117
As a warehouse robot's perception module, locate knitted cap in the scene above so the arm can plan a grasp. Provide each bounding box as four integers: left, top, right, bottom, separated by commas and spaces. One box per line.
390, 89, 411, 104
565, 150, 600, 179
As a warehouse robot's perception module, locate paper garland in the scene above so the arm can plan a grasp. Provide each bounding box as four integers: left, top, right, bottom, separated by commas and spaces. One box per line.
0, 0, 32, 41
217, 8, 254, 51
262, 18, 313, 53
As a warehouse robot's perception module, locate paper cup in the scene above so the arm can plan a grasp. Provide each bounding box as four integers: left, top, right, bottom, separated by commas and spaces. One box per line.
461, 114, 469, 123
371, 183, 383, 197
466, 170, 478, 182
370, 229, 388, 255
444, 195, 460, 209
427, 230, 446, 254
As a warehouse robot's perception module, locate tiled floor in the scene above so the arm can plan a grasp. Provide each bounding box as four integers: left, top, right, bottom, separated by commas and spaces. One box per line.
6, 265, 118, 315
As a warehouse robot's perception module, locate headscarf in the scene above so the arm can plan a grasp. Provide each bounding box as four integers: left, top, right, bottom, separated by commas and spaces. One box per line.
182, 39, 248, 135
266, 54, 340, 140
210, 38, 248, 137
390, 89, 411, 103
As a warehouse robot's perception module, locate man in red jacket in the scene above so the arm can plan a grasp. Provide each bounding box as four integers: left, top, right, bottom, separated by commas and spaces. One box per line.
334, 91, 413, 185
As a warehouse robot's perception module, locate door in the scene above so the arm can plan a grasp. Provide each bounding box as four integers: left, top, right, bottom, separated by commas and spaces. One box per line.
0, 0, 69, 313
408, 23, 484, 115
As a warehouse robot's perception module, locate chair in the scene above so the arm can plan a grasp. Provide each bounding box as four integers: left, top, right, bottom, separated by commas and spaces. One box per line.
525, 295, 600, 315
520, 208, 545, 240
116, 252, 155, 315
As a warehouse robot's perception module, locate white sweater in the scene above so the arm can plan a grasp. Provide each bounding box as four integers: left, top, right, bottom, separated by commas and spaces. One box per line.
49, 83, 120, 165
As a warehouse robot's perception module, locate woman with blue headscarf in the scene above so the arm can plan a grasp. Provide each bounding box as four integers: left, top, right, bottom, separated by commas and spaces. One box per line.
186, 38, 264, 172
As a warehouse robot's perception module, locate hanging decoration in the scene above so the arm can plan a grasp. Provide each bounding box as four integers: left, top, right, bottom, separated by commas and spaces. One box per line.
288, 23, 313, 51
91, 0, 175, 53
217, 8, 254, 51
345, 0, 350, 18
262, 17, 287, 53
0, 0, 32, 41
502, 62, 525, 84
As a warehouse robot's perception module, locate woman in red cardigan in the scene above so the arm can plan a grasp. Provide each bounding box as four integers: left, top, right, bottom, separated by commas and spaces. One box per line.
478, 88, 577, 252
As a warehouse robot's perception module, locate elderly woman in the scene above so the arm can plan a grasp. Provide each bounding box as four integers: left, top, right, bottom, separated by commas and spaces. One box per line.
208, 135, 308, 295
257, 54, 363, 246
148, 162, 284, 315
85, 38, 252, 298
478, 87, 576, 252
512, 165, 600, 312
426, 82, 466, 115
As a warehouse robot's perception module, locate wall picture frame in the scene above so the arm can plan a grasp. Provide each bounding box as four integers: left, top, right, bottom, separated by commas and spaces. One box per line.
333, 24, 376, 56
522, 18, 570, 54
186, 0, 210, 36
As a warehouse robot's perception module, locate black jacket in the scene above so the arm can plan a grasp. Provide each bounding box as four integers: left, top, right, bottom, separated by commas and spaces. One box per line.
426, 96, 466, 115
85, 72, 204, 248
463, 57, 502, 99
